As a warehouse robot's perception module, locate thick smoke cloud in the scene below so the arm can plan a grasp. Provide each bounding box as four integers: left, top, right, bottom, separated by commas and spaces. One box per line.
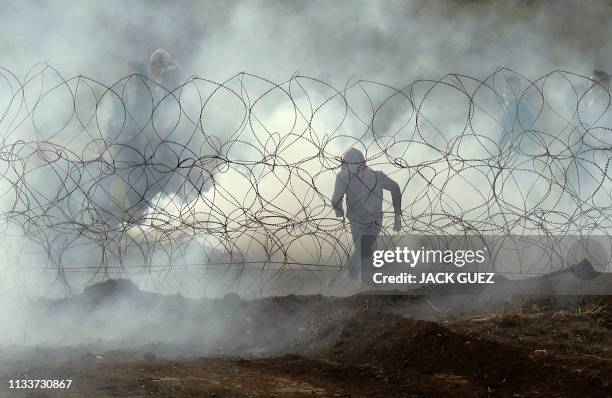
0, 0, 610, 300
0, 0, 609, 351
2, 0, 611, 82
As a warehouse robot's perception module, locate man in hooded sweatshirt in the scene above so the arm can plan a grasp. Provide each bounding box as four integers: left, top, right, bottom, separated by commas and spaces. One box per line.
332, 148, 402, 280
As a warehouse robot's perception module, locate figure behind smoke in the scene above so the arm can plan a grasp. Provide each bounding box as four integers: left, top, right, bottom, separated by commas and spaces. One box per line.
98, 51, 213, 225
101, 61, 155, 224
568, 69, 611, 202
583, 70, 611, 126
332, 148, 402, 280
499, 76, 537, 157
149, 48, 183, 93
147, 48, 216, 204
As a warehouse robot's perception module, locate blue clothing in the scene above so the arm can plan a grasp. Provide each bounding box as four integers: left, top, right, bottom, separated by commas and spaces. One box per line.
499, 99, 537, 155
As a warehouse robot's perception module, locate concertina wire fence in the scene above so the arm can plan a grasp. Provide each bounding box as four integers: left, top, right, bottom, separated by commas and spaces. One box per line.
0, 65, 610, 292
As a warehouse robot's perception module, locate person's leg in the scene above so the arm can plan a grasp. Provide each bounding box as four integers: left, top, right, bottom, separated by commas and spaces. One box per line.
348, 220, 362, 280
361, 220, 382, 275
347, 220, 361, 279
348, 219, 382, 281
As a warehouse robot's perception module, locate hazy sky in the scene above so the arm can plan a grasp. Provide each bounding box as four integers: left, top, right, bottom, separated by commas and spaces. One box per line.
2, 0, 611, 84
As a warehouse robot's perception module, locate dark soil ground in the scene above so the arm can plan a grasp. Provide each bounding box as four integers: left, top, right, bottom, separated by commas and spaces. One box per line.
1, 279, 611, 397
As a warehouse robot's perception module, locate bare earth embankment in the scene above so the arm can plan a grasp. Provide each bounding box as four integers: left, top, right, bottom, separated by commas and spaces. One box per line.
1, 279, 611, 397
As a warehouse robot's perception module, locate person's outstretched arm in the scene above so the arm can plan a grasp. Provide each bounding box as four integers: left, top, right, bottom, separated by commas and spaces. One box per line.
380, 173, 402, 231
331, 170, 349, 217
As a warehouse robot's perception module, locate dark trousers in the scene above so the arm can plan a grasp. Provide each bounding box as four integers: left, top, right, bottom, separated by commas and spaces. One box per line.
348, 218, 382, 280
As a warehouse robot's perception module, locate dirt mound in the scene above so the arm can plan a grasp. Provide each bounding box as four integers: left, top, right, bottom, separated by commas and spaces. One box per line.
42, 278, 155, 314
7, 291, 612, 397
322, 311, 611, 397
81, 278, 140, 300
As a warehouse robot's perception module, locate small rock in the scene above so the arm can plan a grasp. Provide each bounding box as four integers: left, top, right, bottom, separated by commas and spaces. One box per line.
552, 310, 567, 320
533, 349, 548, 358
144, 352, 157, 362
222, 292, 242, 308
